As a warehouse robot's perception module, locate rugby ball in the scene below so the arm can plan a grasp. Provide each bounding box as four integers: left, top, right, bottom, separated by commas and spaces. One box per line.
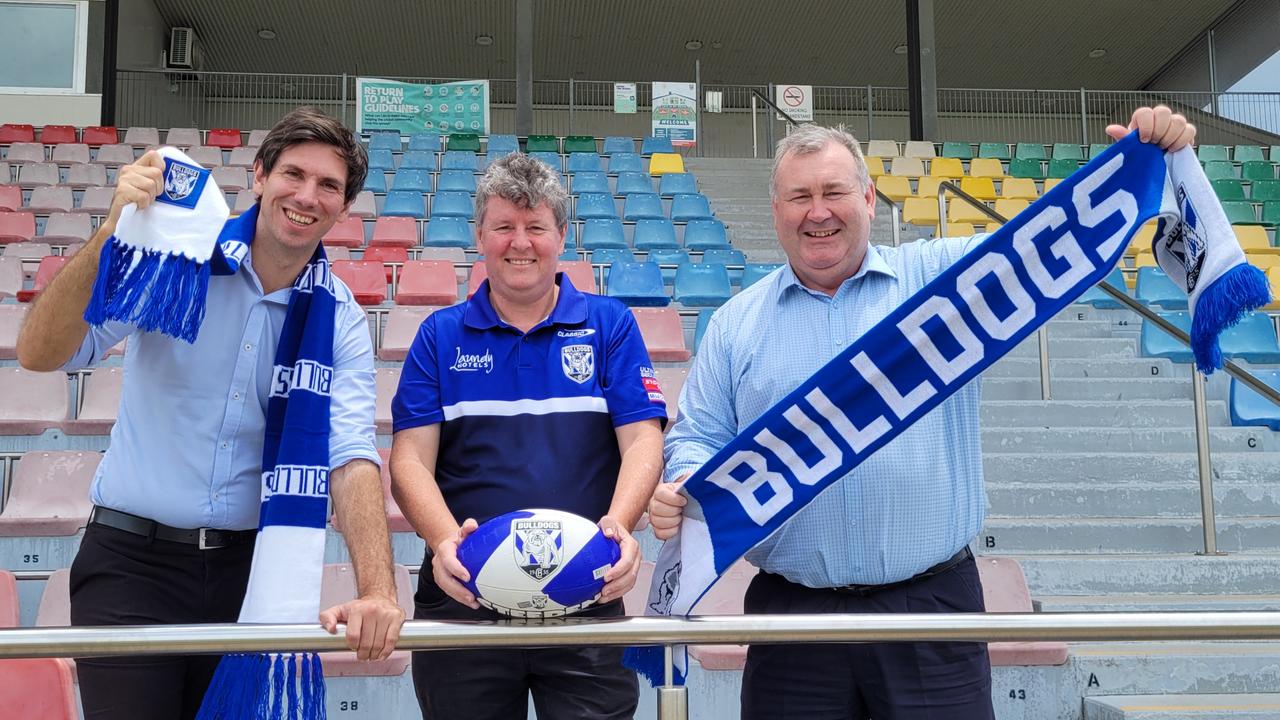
456, 508, 620, 618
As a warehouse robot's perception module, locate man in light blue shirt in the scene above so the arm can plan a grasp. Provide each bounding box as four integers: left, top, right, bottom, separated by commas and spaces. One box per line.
649, 107, 1197, 719
17, 108, 404, 720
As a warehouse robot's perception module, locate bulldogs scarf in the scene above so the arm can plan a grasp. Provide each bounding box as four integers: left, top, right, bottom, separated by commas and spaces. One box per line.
627, 132, 1271, 685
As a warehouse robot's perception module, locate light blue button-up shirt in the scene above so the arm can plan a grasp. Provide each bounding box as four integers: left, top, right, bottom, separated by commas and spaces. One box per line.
665, 237, 988, 588
65, 251, 380, 531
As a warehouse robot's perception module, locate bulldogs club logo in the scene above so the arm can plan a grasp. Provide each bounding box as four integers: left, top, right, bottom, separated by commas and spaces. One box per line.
649, 562, 681, 615
561, 344, 594, 383
1157, 184, 1207, 293
159, 158, 206, 209
514, 520, 562, 581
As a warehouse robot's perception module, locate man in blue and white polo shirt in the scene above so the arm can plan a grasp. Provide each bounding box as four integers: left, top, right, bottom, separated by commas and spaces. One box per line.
390, 152, 667, 720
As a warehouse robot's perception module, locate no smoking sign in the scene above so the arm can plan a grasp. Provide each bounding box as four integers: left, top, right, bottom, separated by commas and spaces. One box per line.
775, 84, 813, 122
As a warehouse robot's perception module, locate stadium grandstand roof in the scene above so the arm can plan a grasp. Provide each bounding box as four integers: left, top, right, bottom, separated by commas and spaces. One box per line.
147, 0, 1238, 90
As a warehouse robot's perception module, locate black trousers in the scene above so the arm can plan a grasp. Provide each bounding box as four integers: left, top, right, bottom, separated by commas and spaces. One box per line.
69, 522, 255, 720
411, 562, 638, 720
741, 556, 995, 720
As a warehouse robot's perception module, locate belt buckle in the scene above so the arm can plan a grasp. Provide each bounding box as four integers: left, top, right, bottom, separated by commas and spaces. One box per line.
198, 528, 221, 550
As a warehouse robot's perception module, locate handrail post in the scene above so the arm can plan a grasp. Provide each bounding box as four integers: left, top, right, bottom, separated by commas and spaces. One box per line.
936, 185, 947, 237
1192, 369, 1223, 556
751, 94, 758, 159
1037, 326, 1052, 400
656, 644, 689, 720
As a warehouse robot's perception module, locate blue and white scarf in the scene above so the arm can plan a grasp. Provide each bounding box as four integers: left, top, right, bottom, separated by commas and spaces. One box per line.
83, 149, 336, 717
627, 133, 1271, 685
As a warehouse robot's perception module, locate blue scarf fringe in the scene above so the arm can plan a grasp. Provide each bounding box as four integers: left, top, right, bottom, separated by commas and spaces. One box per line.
195, 652, 326, 720
623, 645, 684, 687
1190, 263, 1273, 373
84, 234, 211, 343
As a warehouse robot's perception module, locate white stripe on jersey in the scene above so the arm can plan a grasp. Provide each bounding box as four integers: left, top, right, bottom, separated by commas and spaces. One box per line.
442, 396, 609, 420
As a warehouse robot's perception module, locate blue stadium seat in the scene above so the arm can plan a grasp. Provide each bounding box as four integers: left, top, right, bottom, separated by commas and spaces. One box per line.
1135, 267, 1187, 310
530, 151, 561, 170
436, 170, 477, 193
694, 307, 715, 353
487, 134, 519, 157
642, 136, 675, 155
591, 248, 634, 266
742, 262, 784, 288
702, 248, 747, 284
407, 133, 442, 152
559, 246, 580, 261
381, 190, 426, 218
575, 192, 618, 220
567, 152, 604, 174
367, 149, 395, 172
1220, 312, 1280, 363
562, 224, 578, 250
608, 153, 644, 174
603, 136, 636, 155
671, 193, 714, 222
623, 193, 666, 221
1075, 267, 1129, 308
441, 151, 477, 171
363, 172, 387, 194
572, 172, 611, 195
674, 263, 732, 307
391, 169, 433, 194
683, 218, 730, 251
633, 219, 679, 251
399, 151, 436, 170
648, 248, 689, 285
607, 261, 668, 306
367, 133, 401, 152
659, 173, 698, 198
616, 172, 654, 196
1229, 369, 1280, 430
430, 191, 474, 219
424, 217, 472, 248
581, 218, 628, 250
1140, 312, 1193, 363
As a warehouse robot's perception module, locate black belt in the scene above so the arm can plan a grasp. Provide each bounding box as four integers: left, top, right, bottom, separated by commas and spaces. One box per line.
829, 546, 973, 596
89, 506, 257, 550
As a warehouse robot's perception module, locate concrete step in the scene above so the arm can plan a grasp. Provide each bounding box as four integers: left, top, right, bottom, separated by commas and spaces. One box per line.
1084, 693, 1280, 719
980, 400, 1227, 427
1071, 641, 1280, 696
981, 517, 1280, 554
1037, 594, 1280, 612
982, 452, 1280, 484
986, 481, 1280, 518
1005, 337, 1138, 359
982, 378, 1191, 401
981, 426, 1280, 453
1008, 553, 1280, 595
986, 357, 1189, 380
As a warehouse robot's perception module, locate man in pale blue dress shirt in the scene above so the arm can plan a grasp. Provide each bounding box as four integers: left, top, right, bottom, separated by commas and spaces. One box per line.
648, 107, 1196, 719
17, 108, 404, 720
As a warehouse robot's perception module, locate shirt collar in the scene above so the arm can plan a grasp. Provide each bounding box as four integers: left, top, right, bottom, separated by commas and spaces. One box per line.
777, 242, 897, 300
464, 272, 588, 331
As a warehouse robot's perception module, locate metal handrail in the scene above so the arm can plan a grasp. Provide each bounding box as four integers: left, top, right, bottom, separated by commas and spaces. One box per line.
749, 89, 802, 129
4, 613, 1280, 659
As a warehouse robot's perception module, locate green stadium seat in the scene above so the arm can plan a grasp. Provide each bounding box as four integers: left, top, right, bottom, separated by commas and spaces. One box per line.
1203, 161, 1235, 180
563, 135, 597, 153
448, 133, 481, 152
1088, 143, 1110, 159
1234, 145, 1265, 162
1008, 158, 1043, 179
1241, 161, 1276, 183
1015, 143, 1047, 160
1211, 179, 1246, 202
1197, 145, 1229, 162
978, 143, 1010, 160
941, 142, 972, 160
1252, 180, 1280, 202
1046, 158, 1079, 179
1263, 201, 1280, 226
1222, 201, 1258, 225
1051, 144, 1084, 160
526, 135, 559, 153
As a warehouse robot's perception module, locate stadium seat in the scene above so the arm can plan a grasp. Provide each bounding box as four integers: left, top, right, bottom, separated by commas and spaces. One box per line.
26, 186, 73, 214
362, 245, 407, 281
1140, 312, 1193, 362
864, 157, 885, 179
0, 185, 20, 211
430, 191, 473, 219
394, 151, 432, 171
1203, 160, 1235, 180
0, 256, 22, 299
349, 191, 376, 219
38, 125, 75, 145
1013, 143, 1046, 161
382, 190, 427, 218
889, 157, 924, 178
5, 142, 45, 164
448, 133, 481, 153
425, 217, 472, 248
122, 126, 160, 147
555, 260, 595, 293
563, 135, 596, 154
941, 141, 972, 160
674, 263, 732, 306
658, 173, 697, 198
486, 134, 519, 158
1234, 145, 1265, 162
949, 198, 992, 225
977, 142, 1010, 160
1235, 227, 1273, 254
433, 169, 474, 194
362, 171, 387, 194
648, 153, 685, 176
204, 128, 241, 149
866, 140, 899, 158
1264, 201, 1280, 226
370, 216, 419, 248
50, 143, 89, 165
66, 163, 107, 188
529, 150, 561, 171
186, 145, 223, 168
1134, 266, 1187, 310
1000, 177, 1039, 200
616, 172, 653, 196
525, 135, 559, 153
903, 140, 936, 159
682, 560, 760, 669
211, 166, 248, 191
1197, 145, 1229, 162
367, 133, 401, 153
407, 133, 442, 152
1219, 312, 1280, 363
958, 176, 997, 201
394, 260, 457, 305
332, 260, 387, 305
575, 192, 618, 220
94, 144, 135, 166
1229, 369, 1280, 430
608, 153, 644, 174
632, 307, 689, 360
590, 247, 634, 268
374, 366, 399, 432
624, 193, 666, 221
0, 303, 26, 358
0, 123, 35, 143
693, 307, 714, 354
441, 151, 478, 172
18, 163, 58, 187
323, 216, 365, 248
379, 306, 436, 361
682, 218, 729, 251
670, 194, 714, 222
641, 136, 674, 155
571, 171, 610, 196
1242, 161, 1277, 183
567, 152, 603, 174
993, 198, 1029, 221
40, 213, 91, 244
1212, 179, 1246, 202
367, 149, 395, 172
702, 247, 746, 284
603, 136, 635, 155
317, 563, 413, 686
326, 246, 352, 261
1051, 143, 1084, 161
633, 218, 679, 251
875, 176, 911, 202
976, 557, 1070, 666
648, 248, 689, 285
1008, 158, 1043, 179
1222, 201, 1259, 225
742, 262, 783, 289
76, 186, 114, 215
654, 366, 687, 421
0, 368, 69, 434
968, 158, 1004, 179
18, 255, 69, 302
391, 168, 433, 194
1046, 158, 1079, 179
581, 218, 628, 250
0, 656, 78, 720
607, 262, 668, 306
221, 147, 255, 169
927, 157, 964, 179
1075, 266, 1129, 308
0, 569, 15, 626
914, 176, 946, 200
63, 367, 123, 435
902, 197, 939, 227
0, 211, 37, 243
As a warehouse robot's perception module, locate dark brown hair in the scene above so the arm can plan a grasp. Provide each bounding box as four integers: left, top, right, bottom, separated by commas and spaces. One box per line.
255, 106, 368, 205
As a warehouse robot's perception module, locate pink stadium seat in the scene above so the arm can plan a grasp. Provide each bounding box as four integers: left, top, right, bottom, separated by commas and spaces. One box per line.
326, 246, 351, 261
978, 556, 1069, 666
318, 563, 413, 677
4, 241, 51, 261
370, 216, 419, 248
0, 123, 36, 144
5, 143, 46, 164
0, 161, 9, 182
419, 246, 467, 282
362, 244, 407, 282
122, 126, 159, 147
0, 569, 17, 627
81, 126, 118, 146
164, 127, 201, 147
0, 211, 37, 243
186, 145, 223, 168
0, 367, 69, 434
379, 306, 436, 361
632, 307, 690, 361
64, 367, 124, 435
65, 162, 107, 188
18, 163, 59, 187
623, 560, 656, 614
39, 125, 77, 145
558, 260, 597, 293
77, 186, 113, 214
0, 185, 20, 211
50, 143, 89, 165
0, 657, 78, 720
348, 191, 377, 219
39, 213, 91, 244
394, 260, 457, 305
331, 260, 387, 305
18, 255, 70, 302
0, 451, 100, 536
227, 146, 257, 168
231, 190, 257, 215
26, 186, 74, 214
36, 568, 70, 626
207, 128, 242, 149
323, 216, 365, 248
246, 129, 270, 147
211, 166, 248, 191
685, 561, 759, 670
0, 256, 23, 298
0, 303, 27, 358
466, 261, 488, 298
654, 367, 687, 422
93, 144, 135, 166
375, 367, 400, 433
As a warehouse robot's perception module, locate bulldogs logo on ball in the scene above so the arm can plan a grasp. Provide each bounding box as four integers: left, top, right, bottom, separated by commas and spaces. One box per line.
514, 519, 562, 581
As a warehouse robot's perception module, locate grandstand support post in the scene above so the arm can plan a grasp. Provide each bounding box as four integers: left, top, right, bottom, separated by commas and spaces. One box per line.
569, 78, 575, 134
751, 94, 758, 158
766, 84, 775, 157
656, 644, 689, 720
1079, 88, 1089, 147
866, 85, 873, 140
905, 0, 938, 141
341, 73, 348, 126
1192, 370, 1223, 556
694, 60, 701, 158
515, 0, 534, 137
1037, 327, 1052, 400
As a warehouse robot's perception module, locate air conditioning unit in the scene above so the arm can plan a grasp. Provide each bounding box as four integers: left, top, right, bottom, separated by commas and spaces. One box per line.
168, 27, 204, 70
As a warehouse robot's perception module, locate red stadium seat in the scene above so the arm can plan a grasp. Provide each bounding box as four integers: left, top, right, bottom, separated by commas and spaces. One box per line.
394, 260, 457, 305
206, 128, 243, 149
0, 657, 78, 720
558, 260, 598, 293
323, 216, 365, 248
18, 255, 70, 302
0, 569, 17, 627
370, 216, 419, 248
0, 185, 20, 211
631, 307, 690, 361
81, 126, 118, 146
331, 260, 386, 305
362, 245, 408, 282
0, 211, 37, 244
0, 303, 27, 359
0, 451, 100, 536
64, 367, 124, 435
318, 563, 413, 677
378, 306, 436, 361
0, 124, 36, 144
38, 125, 77, 145
0, 367, 69, 435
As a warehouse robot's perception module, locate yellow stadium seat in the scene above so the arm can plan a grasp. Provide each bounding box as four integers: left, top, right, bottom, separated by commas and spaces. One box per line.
648, 153, 685, 176
927, 157, 964, 179
1267, 268, 1280, 310
889, 157, 925, 178
959, 177, 997, 201
865, 156, 885, 179
999, 177, 1039, 200
903, 140, 936, 159
902, 197, 940, 226
1234, 225, 1278, 254
1247, 253, 1280, 270
875, 175, 912, 202
993, 198, 1030, 220
866, 140, 900, 158
1042, 178, 1063, 193
941, 222, 976, 237
949, 198, 992, 224
916, 176, 946, 199
1134, 252, 1157, 269
968, 158, 1005, 179
1126, 221, 1158, 257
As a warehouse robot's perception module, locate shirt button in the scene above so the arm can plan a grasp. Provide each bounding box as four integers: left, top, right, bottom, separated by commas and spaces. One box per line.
221, 442, 229, 449
244, 343, 252, 351
232, 392, 240, 400
212, 492, 219, 500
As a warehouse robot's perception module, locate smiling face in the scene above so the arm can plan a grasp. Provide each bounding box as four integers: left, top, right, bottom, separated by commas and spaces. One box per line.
476, 195, 566, 309
252, 141, 351, 256
771, 140, 876, 295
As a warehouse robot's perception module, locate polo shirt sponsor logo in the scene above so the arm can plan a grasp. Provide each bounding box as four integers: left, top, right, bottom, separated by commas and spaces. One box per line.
561, 344, 594, 383
451, 346, 494, 373
557, 328, 596, 338
641, 366, 664, 403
